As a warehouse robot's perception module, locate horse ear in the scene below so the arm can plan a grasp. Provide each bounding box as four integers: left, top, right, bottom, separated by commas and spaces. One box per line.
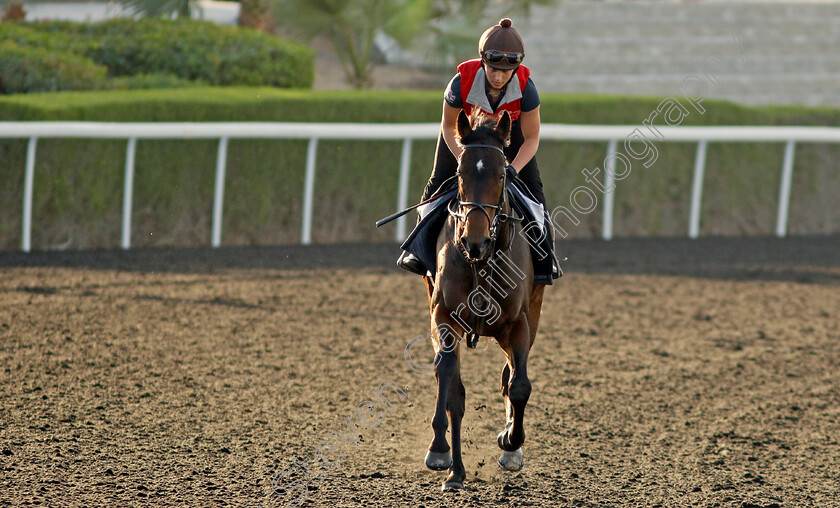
496, 111, 512, 144
456, 109, 472, 140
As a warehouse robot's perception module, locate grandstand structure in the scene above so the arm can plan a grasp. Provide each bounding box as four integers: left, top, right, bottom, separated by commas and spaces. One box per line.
513, 1, 840, 107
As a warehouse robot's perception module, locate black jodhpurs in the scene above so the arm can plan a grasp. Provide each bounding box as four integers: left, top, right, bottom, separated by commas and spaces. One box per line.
420, 120, 547, 207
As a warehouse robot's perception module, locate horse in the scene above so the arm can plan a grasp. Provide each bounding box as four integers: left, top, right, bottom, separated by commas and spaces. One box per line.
422, 109, 545, 491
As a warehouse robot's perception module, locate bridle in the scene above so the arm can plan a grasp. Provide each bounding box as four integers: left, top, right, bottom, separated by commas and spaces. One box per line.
447, 141, 524, 346
447, 143, 523, 262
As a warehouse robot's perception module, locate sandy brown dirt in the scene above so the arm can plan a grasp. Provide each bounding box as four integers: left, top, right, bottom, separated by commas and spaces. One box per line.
1, 237, 839, 507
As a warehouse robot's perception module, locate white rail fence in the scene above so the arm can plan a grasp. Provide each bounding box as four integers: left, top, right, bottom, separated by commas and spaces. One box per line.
3, 122, 840, 253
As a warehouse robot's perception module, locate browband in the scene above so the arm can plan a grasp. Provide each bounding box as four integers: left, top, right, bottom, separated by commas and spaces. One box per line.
461, 143, 506, 157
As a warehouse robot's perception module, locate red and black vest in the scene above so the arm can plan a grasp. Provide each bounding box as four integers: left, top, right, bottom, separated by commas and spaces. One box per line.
457, 59, 531, 122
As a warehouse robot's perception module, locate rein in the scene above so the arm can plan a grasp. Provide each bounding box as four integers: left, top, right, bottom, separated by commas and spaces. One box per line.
448, 142, 524, 346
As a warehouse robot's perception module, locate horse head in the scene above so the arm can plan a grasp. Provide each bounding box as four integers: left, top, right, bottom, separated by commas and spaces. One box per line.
451, 109, 512, 262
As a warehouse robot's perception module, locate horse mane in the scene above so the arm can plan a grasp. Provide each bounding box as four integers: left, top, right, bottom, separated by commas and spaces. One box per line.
457, 110, 508, 147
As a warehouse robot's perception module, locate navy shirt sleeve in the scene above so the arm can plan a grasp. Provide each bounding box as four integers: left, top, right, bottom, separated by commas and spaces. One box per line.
444, 74, 463, 108
520, 78, 540, 112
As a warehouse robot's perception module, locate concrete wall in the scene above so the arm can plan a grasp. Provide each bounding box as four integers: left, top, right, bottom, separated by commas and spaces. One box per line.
513, 1, 840, 107
23, 1, 239, 25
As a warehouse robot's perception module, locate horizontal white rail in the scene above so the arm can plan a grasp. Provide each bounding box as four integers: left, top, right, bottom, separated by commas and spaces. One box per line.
540, 124, 840, 143
2, 122, 840, 142
4, 122, 839, 252
0, 122, 440, 140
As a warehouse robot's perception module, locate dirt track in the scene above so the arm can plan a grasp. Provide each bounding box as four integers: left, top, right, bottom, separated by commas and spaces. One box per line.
1, 237, 839, 507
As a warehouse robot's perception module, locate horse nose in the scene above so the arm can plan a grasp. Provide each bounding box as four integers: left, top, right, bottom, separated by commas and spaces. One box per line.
478, 237, 492, 258
460, 236, 492, 260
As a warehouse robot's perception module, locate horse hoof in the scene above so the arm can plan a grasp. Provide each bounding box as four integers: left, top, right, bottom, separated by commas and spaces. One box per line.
442, 471, 464, 491
442, 480, 463, 491
424, 450, 452, 471
498, 447, 524, 471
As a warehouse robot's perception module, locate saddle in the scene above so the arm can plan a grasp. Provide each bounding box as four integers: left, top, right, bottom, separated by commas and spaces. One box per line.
400, 179, 556, 285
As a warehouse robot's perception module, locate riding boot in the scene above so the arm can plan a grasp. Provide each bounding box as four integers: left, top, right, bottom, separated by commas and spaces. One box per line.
397, 250, 426, 275
397, 211, 427, 276
550, 245, 563, 278
545, 221, 563, 279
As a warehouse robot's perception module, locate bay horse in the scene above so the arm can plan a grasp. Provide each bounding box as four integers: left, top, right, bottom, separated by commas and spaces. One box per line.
422, 110, 545, 491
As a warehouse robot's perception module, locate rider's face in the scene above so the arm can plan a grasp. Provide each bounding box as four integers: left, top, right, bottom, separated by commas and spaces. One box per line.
483, 64, 515, 92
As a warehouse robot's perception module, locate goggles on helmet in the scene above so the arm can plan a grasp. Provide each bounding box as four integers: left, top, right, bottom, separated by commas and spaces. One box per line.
482, 50, 523, 66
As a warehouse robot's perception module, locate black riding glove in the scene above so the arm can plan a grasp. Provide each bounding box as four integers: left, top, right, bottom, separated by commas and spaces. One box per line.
506, 164, 518, 180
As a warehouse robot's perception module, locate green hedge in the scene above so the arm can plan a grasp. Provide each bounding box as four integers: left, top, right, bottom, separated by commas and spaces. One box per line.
0, 88, 838, 251
0, 19, 314, 91
0, 21, 79, 52
110, 73, 208, 90
0, 41, 109, 94
3, 86, 837, 124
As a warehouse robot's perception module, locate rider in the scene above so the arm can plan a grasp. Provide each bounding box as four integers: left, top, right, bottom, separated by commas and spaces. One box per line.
398, 18, 558, 282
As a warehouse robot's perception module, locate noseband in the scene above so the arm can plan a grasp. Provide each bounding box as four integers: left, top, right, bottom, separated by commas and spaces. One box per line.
448, 143, 522, 262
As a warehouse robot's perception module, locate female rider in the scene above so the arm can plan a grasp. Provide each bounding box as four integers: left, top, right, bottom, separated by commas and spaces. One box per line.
398, 18, 557, 283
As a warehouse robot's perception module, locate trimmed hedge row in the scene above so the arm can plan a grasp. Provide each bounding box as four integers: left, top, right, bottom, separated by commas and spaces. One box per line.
0, 19, 314, 93
0, 41, 108, 94
3, 85, 837, 125
0, 88, 838, 251
0, 21, 77, 51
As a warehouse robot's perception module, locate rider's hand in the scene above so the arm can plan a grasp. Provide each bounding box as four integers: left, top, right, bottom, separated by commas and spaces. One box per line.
506, 164, 518, 180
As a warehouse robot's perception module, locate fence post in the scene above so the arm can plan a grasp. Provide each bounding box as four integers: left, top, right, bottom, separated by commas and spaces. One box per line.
212, 137, 229, 248
21, 137, 38, 253
121, 137, 137, 250
688, 140, 708, 239
301, 137, 319, 245
602, 139, 618, 240
775, 140, 796, 238
396, 138, 413, 242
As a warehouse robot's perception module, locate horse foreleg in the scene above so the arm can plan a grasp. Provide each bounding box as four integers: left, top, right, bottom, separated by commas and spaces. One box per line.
442, 362, 466, 490
497, 318, 532, 461
498, 362, 524, 471
425, 322, 459, 472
